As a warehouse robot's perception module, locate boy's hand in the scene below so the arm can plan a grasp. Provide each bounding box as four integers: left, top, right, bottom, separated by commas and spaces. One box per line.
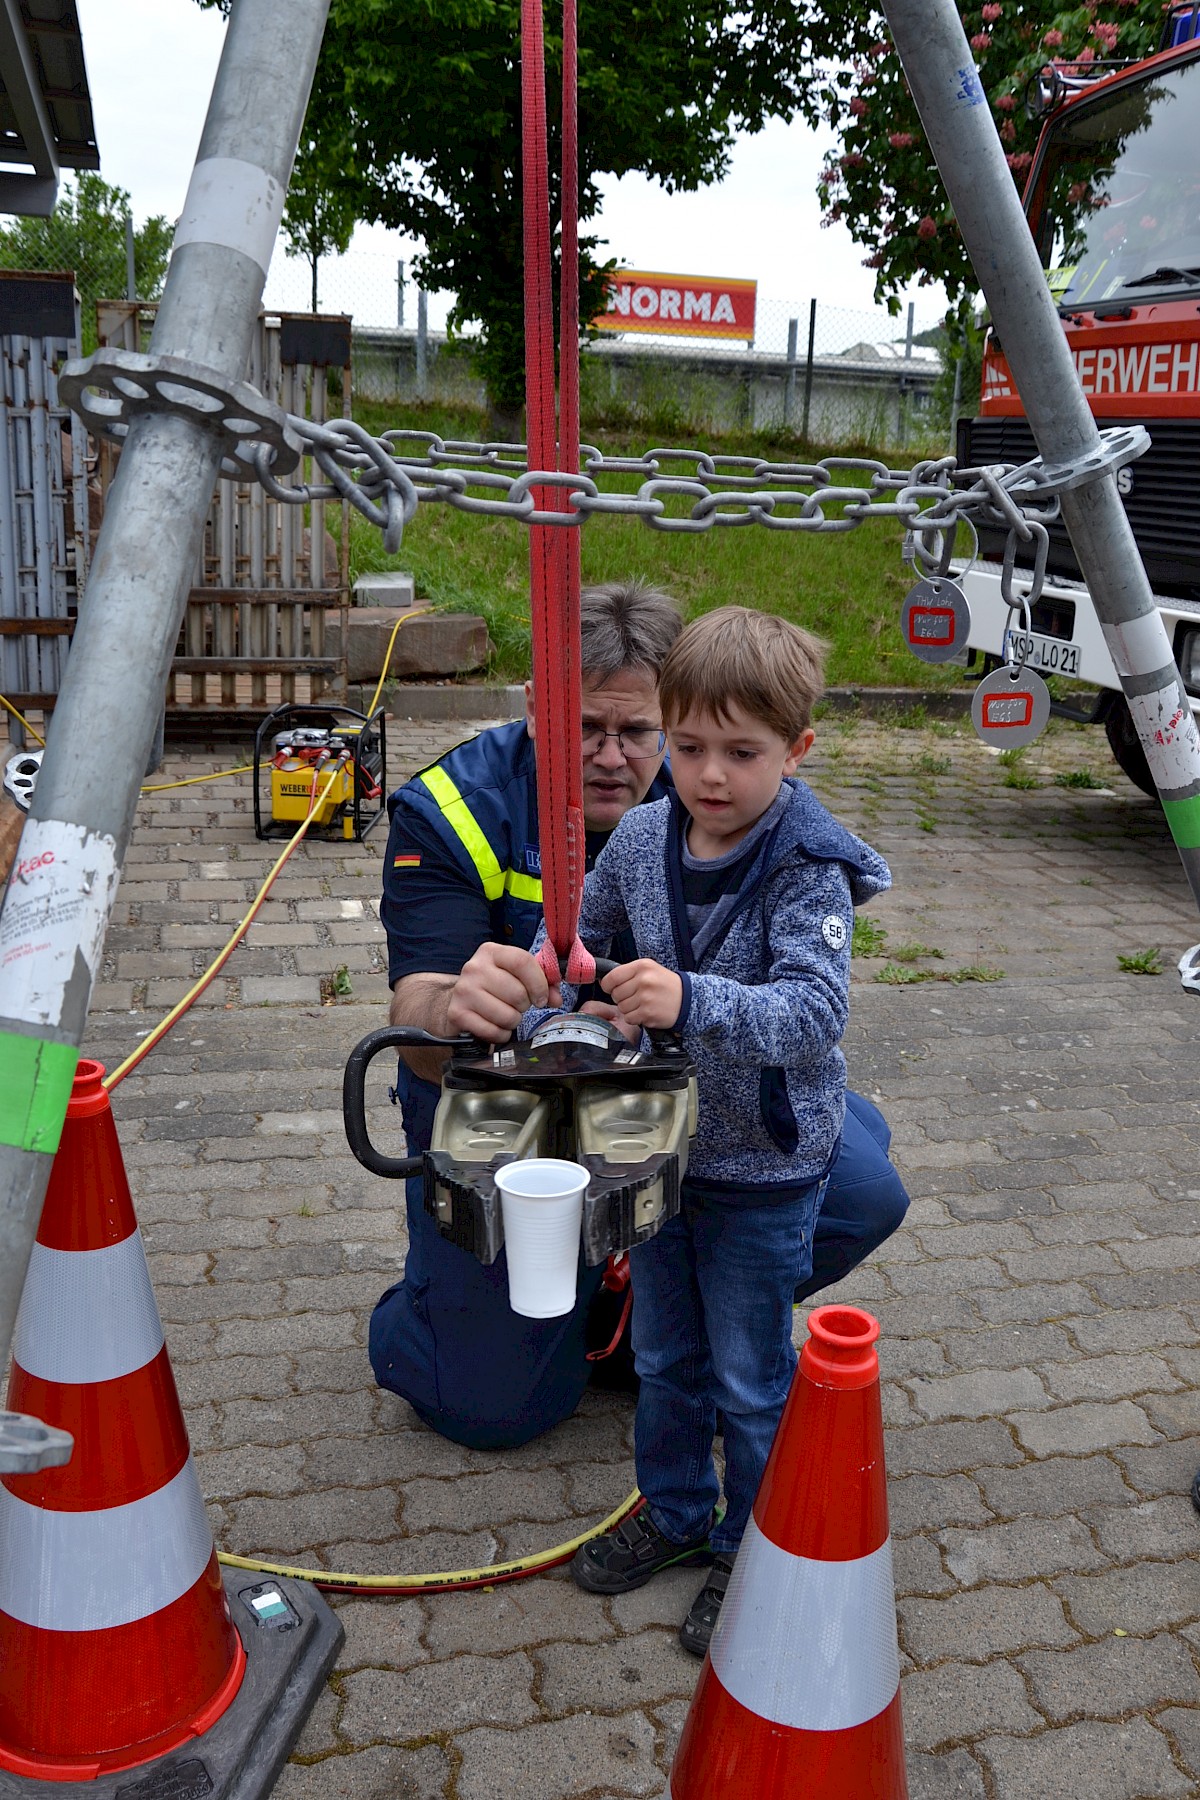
600, 959, 683, 1030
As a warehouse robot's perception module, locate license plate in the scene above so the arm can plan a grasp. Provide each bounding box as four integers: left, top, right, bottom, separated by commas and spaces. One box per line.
1003, 629, 1081, 677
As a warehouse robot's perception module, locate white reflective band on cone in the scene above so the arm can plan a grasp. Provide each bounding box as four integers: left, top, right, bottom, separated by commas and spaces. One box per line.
13, 1233, 164, 1386
0, 1459, 212, 1631
709, 1517, 900, 1731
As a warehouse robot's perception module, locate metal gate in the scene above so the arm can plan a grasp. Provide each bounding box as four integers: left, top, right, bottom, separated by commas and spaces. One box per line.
96, 301, 352, 724
0, 270, 90, 743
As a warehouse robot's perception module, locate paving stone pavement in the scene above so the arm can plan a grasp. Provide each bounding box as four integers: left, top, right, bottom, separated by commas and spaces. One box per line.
56, 708, 1200, 1799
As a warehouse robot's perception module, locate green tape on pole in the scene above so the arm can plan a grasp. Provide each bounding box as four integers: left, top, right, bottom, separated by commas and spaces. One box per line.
1161, 793, 1200, 851
0, 1032, 78, 1154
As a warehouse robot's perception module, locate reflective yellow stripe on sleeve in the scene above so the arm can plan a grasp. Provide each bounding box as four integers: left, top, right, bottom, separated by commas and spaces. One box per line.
505, 870, 542, 902
419, 766, 505, 899
418, 765, 543, 906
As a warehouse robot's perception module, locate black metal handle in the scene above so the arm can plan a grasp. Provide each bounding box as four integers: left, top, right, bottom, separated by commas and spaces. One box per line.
342, 1025, 475, 1179
587, 956, 681, 1053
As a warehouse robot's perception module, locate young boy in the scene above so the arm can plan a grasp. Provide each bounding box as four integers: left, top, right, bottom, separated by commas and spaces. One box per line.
523, 606, 891, 1655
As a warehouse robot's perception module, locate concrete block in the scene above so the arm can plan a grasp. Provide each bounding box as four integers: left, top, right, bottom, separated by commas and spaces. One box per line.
352, 569, 416, 607
327, 608, 491, 683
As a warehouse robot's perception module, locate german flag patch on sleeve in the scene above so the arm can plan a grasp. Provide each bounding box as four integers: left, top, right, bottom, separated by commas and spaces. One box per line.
393, 853, 422, 869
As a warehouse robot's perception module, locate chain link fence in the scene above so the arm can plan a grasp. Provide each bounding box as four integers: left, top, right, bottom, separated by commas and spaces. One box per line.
0, 216, 950, 450
290, 252, 949, 450
0, 187, 171, 354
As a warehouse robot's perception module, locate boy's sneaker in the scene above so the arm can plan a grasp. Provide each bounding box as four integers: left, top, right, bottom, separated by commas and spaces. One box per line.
679, 1553, 736, 1657
571, 1511, 713, 1594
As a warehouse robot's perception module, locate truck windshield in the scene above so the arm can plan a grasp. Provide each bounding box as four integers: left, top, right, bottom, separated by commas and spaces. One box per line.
1029, 54, 1200, 307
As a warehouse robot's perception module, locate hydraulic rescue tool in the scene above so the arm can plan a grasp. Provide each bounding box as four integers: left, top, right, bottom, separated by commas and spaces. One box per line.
253, 700, 387, 842
342, 982, 696, 1268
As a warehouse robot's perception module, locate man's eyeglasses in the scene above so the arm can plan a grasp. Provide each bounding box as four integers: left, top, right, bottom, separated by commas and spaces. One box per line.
580, 725, 667, 760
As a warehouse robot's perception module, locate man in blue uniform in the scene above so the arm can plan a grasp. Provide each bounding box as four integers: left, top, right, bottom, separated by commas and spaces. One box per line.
372, 580, 909, 1448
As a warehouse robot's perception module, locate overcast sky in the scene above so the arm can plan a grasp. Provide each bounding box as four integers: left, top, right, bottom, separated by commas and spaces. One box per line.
72, 0, 947, 338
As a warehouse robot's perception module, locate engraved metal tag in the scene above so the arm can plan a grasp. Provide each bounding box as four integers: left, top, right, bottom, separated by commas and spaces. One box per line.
901, 577, 971, 664
971, 662, 1052, 748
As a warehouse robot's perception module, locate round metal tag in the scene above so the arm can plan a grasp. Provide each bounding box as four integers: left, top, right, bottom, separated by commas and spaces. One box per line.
901, 578, 971, 665
971, 662, 1052, 749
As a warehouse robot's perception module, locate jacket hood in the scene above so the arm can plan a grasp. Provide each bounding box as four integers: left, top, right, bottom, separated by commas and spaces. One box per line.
668, 777, 890, 907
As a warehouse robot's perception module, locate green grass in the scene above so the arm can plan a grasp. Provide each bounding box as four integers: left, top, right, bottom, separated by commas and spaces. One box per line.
343, 400, 972, 687
852, 915, 889, 958
997, 745, 1039, 789
320, 964, 354, 1002
890, 942, 945, 963
1054, 768, 1107, 790
876, 960, 1004, 986
1117, 947, 1163, 975
875, 962, 931, 984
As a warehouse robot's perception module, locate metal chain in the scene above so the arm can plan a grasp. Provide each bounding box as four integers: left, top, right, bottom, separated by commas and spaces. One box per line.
254, 418, 1148, 609
59, 344, 1151, 604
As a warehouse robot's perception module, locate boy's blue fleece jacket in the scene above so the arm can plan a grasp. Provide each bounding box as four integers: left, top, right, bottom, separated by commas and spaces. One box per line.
523, 780, 891, 1190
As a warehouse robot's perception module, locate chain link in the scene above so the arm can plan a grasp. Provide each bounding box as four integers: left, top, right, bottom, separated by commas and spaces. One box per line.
269, 416, 1078, 572
57, 345, 1151, 608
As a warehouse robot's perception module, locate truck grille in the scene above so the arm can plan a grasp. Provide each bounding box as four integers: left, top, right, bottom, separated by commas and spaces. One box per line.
956, 416, 1200, 598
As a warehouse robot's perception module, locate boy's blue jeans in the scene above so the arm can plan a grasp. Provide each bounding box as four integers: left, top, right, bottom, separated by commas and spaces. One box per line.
629, 1175, 825, 1557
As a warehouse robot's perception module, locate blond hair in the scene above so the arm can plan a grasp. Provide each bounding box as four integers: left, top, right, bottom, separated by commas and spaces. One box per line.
658, 607, 827, 740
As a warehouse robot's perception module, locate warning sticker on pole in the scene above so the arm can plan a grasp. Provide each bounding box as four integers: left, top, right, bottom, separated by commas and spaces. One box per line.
0, 819, 120, 1029
1127, 684, 1200, 794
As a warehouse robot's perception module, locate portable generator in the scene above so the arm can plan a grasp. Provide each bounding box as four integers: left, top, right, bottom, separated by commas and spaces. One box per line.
253, 702, 387, 842
343, 1001, 697, 1266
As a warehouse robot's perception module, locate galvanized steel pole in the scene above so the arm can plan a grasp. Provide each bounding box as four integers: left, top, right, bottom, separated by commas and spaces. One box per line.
881, 0, 1200, 910
0, 0, 330, 1378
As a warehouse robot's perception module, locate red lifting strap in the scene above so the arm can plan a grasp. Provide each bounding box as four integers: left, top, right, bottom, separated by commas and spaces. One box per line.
521, 0, 593, 989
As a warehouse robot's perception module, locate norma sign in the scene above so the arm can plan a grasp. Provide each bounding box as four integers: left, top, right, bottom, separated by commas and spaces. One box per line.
593, 270, 756, 342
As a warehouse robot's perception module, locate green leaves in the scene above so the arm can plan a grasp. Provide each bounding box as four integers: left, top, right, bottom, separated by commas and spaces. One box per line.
808, 0, 1163, 306
296, 0, 831, 413
282, 135, 360, 312
0, 173, 171, 353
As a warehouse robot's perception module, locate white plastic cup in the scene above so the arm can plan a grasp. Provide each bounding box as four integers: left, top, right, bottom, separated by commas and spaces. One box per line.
495, 1158, 589, 1319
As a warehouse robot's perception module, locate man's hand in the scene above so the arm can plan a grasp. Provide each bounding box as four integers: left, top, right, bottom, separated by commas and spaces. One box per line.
600, 959, 683, 1031
579, 998, 641, 1045
446, 941, 562, 1042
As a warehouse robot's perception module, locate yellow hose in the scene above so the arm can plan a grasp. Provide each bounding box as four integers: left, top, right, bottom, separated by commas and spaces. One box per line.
103, 763, 343, 1091
0, 694, 45, 746
6, 599, 433, 790
364, 605, 435, 721
140, 764, 254, 792
0, 693, 255, 792
218, 1490, 642, 1594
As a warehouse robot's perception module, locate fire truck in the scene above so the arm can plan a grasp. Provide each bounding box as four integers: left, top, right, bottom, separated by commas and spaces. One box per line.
956, 5, 1200, 792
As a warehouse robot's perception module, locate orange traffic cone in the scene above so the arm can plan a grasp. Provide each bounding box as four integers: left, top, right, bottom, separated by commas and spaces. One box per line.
0, 1057, 341, 1794
0, 1059, 245, 1778
669, 1304, 907, 1799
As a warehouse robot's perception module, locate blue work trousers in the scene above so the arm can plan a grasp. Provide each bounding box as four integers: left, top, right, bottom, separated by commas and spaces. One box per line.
369, 1085, 908, 1450
630, 1178, 824, 1554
